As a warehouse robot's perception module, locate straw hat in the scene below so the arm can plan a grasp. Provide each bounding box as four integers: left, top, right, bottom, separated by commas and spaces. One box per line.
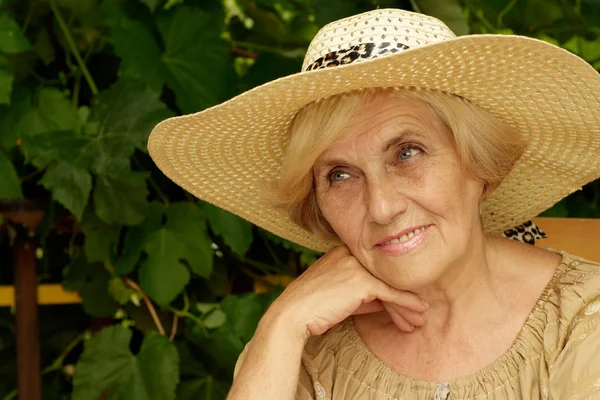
148, 8, 600, 253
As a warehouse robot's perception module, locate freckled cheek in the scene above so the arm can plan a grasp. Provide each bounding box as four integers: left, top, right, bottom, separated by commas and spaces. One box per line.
319, 185, 365, 240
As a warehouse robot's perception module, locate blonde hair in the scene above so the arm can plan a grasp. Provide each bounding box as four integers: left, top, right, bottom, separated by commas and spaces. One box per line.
264, 87, 527, 240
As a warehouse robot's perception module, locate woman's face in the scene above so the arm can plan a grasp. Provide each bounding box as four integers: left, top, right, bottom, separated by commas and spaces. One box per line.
314, 92, 485, 290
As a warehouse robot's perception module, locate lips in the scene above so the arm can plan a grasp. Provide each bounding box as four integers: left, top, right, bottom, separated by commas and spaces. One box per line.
375, 225, 431, 246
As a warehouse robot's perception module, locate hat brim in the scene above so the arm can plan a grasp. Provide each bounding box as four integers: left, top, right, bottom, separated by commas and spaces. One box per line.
148, 34, 600, 252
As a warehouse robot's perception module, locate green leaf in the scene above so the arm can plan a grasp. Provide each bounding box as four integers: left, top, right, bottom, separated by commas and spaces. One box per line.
176, 342, 230, 400
0, 55, 13, 104
239, 52, 302, 92
165, 203, 213, 277
176, 374, 229, 400
139, 228, 191, 306
202, 202, 253, 257
412, 0, 469, 35
12, 87, 80, 142
63, 252, 119, 317
24, 130, 90, 170
40, 161, 92, 220
93, 80, 174, 154
20, 81, 165, 175
138, 203, 214, 305
562, 36, 600, 64
108, 277, 135, 305
73, 326, 179, 400
140, 0, 163, 12
186, 324, 244, 372
0, 14, 31, 53
109, 17, 167, 93
32, 28, 55, 65
115, 202, 165, 275
261, 229, 320, 267
308, 0, 360, 26
220, 293, 264, 343
203, 309, 226, 329
81, 212, 122, 262
0, 150, 23, 199
94, 170, 150, 226
159, 7, 236, 113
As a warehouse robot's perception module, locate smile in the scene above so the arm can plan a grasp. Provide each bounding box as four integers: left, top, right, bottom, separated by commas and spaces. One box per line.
376, 225, 432, 254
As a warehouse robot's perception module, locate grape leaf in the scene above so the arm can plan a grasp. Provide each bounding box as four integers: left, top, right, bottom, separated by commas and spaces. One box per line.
139, 228, 191, 306
138, 203, 213, 305
11, 87, 80, 154
115, 202, 165, 275
73, 326, 179, 400
32, 28, 55, 66
261, 229, 321, 267
220, 293, 264, 343
186, 324, 244, 372
158, 7, 236, 113
176, 342, 230, 400
202, 202, 253, 257
0, 150, 23, 199
140, 0, 163, 12
108, 277, 135, 305
93, 170, 150, 226
0, 55, 13, 104
0, 14, 31, 53
111, 19, 166, 92
92, 80, 173, 154
62, 252, 119, 317
40, 161, 92, 220
164, 203, 213, 277
81, 212, 122, 262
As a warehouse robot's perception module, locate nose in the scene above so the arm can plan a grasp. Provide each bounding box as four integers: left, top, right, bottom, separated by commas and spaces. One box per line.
366, 177, 408, 226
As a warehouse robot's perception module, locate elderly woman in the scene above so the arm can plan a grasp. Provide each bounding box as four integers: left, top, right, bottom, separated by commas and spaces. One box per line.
148, 8, 600, 400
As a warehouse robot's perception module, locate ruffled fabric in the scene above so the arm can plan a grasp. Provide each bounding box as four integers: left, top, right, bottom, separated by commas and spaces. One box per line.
299, 251, 600, 399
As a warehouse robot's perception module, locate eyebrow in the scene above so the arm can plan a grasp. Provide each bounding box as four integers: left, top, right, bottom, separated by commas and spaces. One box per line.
315, 129, 427, 174
382, 129, 426, 152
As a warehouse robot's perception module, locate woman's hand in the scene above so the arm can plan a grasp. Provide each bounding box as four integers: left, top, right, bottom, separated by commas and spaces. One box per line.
265, 245, 429, 343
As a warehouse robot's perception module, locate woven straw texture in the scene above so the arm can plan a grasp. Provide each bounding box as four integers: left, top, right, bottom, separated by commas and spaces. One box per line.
148, 9, 600, 253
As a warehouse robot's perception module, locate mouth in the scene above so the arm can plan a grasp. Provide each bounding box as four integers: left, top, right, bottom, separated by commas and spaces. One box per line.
375, 224, 432, 254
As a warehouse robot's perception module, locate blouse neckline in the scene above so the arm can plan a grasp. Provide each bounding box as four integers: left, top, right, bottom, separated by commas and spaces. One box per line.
341, 251, 575, 392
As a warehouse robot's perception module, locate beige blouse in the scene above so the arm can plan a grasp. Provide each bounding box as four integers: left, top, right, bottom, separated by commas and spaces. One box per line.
234, 252, 600, 399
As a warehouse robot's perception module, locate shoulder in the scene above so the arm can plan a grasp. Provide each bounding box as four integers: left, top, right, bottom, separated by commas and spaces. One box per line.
542, 253, 600, 398
542, 252, 600, 360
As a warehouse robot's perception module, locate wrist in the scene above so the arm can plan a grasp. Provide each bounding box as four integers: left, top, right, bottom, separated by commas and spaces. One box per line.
258, 303, 309, 347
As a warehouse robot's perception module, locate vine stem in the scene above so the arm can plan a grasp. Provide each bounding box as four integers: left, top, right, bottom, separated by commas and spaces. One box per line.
169, 313, 178, 341
41, 331, 88, 374
49, 0, 98, 95
496, 0, 519, 28
123, 278, 166, 336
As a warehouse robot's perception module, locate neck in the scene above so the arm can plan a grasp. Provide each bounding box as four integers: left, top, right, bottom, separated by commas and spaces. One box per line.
413, 234, 502, 333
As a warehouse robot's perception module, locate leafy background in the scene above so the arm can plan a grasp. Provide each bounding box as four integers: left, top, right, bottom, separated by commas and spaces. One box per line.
0, 0, 598, 398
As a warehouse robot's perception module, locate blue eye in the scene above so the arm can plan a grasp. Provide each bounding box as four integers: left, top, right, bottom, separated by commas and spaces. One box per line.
398, 146, 421, 160
329, 171, 350, 182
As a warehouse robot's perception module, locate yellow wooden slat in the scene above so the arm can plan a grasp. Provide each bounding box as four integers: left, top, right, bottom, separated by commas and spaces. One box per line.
533, 217, 600, 262
0, 284, 82, 307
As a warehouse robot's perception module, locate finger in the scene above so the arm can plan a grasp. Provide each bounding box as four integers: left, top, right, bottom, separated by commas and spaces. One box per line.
352, 300, 385, 315
371, 281, 429, 312
382, 302, 415, 332
386, 303, 426, 327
